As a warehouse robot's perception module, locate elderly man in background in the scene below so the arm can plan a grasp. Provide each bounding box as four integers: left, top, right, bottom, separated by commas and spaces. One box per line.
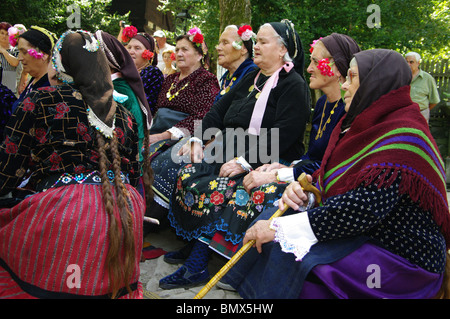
405, 51, 440, 122
154, 30, 174, 71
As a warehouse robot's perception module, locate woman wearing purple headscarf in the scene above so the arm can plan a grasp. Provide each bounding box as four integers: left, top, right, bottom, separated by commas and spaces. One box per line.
125, 28, 164, 116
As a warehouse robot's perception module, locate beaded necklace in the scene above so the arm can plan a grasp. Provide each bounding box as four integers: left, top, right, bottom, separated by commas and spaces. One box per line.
315, 98, 340, 140
166, 80, 190, 101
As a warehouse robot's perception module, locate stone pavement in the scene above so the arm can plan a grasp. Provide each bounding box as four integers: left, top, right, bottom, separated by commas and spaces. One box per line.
140, 189, 450, 299
139, 227, 241, 299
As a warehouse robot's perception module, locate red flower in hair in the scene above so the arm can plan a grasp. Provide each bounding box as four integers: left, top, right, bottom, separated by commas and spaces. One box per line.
192, 33, 204, 45
237, 25, 254, 41
142, 49, 154, 60
238, 25, 252, 36
170, 52, 176, 61
317, 58, 335, 77
122, 26, 138, 43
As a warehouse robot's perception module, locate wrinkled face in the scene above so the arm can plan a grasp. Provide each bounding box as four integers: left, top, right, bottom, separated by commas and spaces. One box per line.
216, 28, 243, 69
307, 42, 340, 90
126, 38, 148, 69
17, 37, 49, 77
174, 38, 202, 70
253, 26, 287, 72
341, 64, 360, 112
405, 56, 420, 74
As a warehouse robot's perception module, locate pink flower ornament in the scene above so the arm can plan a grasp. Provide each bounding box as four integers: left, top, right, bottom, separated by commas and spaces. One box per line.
28, 48, 44, 59
309, 37, 323, 53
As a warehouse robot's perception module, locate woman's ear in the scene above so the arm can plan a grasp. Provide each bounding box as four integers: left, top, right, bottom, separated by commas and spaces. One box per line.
335, 70, 344, 83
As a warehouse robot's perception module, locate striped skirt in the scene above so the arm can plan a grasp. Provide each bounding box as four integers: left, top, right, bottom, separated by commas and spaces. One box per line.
0, 184, 145, 299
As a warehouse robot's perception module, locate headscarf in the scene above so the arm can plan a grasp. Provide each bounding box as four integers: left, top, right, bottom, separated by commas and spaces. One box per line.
341, 49, 412, 131
19, 26, 57, 55
53, 30, 116, 136
248, 20, 308, 135
268, 19, 305, 77
95, 30, 152, 129
132, 32, 158, 67
316, 49, 450, 245
320, 33, 361, 78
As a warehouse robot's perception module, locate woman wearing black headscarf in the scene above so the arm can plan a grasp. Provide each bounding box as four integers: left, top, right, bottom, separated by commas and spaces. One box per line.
223, 49, 450, 299
158, 20, 311, 290
0, 30, 151, 299
12, 26, 57, 112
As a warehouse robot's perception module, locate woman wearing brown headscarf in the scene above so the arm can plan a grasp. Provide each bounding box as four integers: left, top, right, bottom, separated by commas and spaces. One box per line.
124, 28, 164, 116
0, 30, 150, 299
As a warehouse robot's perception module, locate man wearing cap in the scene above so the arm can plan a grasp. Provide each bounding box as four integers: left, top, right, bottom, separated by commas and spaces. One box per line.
154, 30, 174, 71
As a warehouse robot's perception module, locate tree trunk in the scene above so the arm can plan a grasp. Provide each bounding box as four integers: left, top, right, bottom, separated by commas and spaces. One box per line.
219, 0, 252, 33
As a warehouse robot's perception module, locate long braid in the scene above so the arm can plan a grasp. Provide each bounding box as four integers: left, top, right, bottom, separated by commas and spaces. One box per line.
96, 131, 123, 298
109, 132, 135, 296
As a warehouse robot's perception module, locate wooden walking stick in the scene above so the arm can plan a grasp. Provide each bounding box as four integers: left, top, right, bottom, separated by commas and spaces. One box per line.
193, 173, 321, 299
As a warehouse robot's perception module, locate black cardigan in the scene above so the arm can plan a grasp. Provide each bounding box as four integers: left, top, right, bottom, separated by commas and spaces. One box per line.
200, 68, 310, 168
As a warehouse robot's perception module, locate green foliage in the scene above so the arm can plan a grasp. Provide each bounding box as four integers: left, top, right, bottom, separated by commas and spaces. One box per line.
157, 0, 220, 50
3, 0, 447, 61
250, 0, 449, 60
2, 0, 129, 37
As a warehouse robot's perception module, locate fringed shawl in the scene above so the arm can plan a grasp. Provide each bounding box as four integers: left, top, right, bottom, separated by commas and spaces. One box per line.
315, 86, 450, 246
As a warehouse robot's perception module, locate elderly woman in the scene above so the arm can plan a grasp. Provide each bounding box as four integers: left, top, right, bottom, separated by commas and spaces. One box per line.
0, 30, 151, 299
224, 49, 450, 299
159, 20, 310, 290
149, 27, 219, 143
215, 25, 257, 103
11, 26, 57, 112
125, 28, 164, 116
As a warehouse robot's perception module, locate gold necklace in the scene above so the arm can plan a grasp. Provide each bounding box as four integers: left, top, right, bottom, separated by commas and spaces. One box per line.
166, 81, 189, 101
220, 75, 236, 96
315, 98, 340, 140
248, 72, 269, 99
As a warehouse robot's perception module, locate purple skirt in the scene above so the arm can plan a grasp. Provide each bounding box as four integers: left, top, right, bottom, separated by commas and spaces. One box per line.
224, 207, 443, 299
299, 242, 443, 299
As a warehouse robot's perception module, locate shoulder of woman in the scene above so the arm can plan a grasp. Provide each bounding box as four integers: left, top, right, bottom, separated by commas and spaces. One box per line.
142, 65, 163, 77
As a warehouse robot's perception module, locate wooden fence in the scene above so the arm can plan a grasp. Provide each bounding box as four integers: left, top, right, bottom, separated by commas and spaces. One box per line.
423, 59, 450, 163
421, 59, 450, 101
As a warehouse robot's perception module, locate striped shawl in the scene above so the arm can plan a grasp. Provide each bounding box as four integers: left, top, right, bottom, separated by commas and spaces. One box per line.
315, 86, 450, 246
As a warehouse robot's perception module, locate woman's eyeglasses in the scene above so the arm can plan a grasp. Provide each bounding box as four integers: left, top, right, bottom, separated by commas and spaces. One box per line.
346, 70, 358, 84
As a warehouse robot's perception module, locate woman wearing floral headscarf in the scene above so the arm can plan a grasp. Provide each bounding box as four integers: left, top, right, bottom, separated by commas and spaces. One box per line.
0, 30, 151, 299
